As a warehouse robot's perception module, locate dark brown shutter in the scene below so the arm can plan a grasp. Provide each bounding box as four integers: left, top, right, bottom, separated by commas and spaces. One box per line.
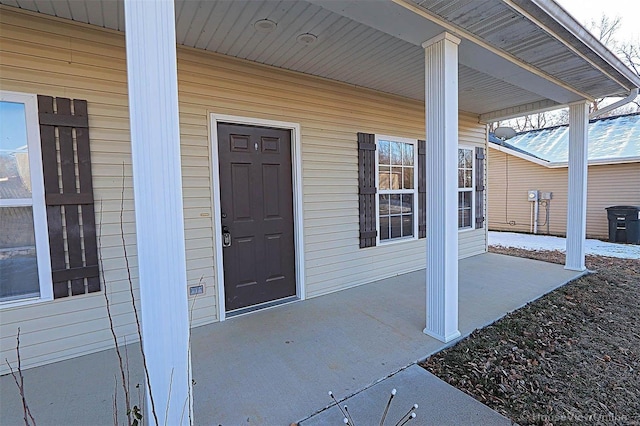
358, 132, 377, 248
418, 139, 426, 238
38, 96, 100, 298
475, 147, 485, 229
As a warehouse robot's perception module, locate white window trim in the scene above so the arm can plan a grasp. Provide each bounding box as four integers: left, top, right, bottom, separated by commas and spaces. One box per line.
1, 91, 53, 307
375, 134, 419, 245
457, 145, 475, 232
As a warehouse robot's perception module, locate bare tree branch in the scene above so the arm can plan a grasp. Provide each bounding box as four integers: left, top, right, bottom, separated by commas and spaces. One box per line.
586, 15, 622, 47
493, 13, 639, 130
5, 328, 37, 426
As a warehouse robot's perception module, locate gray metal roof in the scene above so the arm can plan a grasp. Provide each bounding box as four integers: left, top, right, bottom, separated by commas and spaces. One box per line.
491, 113, 640, 163
488, 134, 548, 161
0, 155, 31, 199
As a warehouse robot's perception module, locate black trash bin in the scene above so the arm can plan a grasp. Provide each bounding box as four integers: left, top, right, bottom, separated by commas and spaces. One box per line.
605, 206, 640, 244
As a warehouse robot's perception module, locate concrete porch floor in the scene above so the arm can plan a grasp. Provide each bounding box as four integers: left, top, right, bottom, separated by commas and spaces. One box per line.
0, 253, 583, 425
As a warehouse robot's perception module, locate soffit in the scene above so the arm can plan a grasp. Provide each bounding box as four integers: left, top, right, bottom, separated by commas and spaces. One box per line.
409, 0, 633, 98
0, 0, 632, 117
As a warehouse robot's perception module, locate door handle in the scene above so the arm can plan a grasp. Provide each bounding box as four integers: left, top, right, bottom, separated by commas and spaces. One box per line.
222, 226, 232, 248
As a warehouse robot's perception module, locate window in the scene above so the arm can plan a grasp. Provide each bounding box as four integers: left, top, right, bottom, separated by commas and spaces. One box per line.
376, 136, 417, 242
0, 91, 52, 304
1, 93, 99, 303
358, 133, 479, 248
458, 147, 474, 229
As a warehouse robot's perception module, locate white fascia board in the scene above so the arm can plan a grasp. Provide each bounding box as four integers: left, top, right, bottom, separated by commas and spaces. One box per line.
488, 142, 551, 167
585, 157, 640, 166
480, 99, 563, 123
488, 142, 640, 168
546, 157, 640, 168
522, 0, 640, 91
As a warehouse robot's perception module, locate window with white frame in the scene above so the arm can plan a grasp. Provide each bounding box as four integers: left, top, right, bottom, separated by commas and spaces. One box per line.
457, 147, 474, 229
376, 136, 417, 241
0, 91, 52, 303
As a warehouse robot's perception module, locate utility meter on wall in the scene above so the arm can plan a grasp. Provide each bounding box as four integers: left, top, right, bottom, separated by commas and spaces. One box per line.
528, 190, 539, 202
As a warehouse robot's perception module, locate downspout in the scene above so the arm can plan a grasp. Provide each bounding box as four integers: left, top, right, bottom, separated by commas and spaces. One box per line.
589, 88, 639, 119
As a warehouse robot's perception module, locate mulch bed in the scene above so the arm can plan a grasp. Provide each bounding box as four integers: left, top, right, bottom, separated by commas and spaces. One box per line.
420, 246, 640, 426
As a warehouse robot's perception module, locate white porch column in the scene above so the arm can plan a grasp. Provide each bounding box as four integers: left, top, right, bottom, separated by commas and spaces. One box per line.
423, 32, 462, 343
565, 101, 590, 271
124, 1, 191, 425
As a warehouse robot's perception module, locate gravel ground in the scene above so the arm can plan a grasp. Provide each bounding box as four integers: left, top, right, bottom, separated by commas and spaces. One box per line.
421, 247, 640, 426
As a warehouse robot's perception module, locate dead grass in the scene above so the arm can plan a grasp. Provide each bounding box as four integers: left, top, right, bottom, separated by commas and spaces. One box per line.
421, 247, 640, 426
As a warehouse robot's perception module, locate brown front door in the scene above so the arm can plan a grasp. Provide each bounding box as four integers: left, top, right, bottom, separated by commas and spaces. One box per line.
217, 123, 297, 312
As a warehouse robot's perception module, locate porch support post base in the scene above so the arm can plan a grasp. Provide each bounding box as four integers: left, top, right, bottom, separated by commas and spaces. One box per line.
423, 32, 461, 342
565, 101, 589, 272
423, 328, 462, 343
124, 0, 191, 424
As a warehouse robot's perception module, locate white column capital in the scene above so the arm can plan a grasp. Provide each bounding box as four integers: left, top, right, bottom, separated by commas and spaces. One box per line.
422, 32, 461, 49
567, 99, 591, 107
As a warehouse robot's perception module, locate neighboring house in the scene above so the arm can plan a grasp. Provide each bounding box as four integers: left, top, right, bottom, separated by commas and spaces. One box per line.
488, 113, 640, 239
0, 1, 639, 423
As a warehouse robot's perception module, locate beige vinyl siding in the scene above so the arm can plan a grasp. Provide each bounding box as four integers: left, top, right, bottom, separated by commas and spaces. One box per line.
0, 9, 217, 373
458, 114, 489, 258
488, 151, 568, 236
488, 148, 640, 239
584, 163, 640, 238
0, 7, 487, 373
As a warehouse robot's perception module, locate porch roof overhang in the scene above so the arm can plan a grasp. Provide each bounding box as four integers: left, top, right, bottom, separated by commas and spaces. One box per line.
2, 0, 639, 122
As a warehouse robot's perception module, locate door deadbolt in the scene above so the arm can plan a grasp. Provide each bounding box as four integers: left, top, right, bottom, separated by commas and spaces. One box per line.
222, 226, 232, 248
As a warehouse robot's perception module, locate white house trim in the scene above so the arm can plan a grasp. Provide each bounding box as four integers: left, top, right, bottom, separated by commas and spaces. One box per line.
0, 90, 52, 307
503, 0, 631, 91
395, 0, 593, 101
457, 144, 476, 232
423, 32, 462, 343
123, 0, 191, 424
479, 99, 562, 123
487, 142, 552, 167
374, 134, 419, 246
484, 125, 491, 254
565, 101, 590, 271
209, 114, 305, 322
528, 0, 640, 90
575, 157, 640, 166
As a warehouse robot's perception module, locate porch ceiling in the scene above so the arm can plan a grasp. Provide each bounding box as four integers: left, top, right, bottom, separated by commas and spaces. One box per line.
3, 0, 638, 120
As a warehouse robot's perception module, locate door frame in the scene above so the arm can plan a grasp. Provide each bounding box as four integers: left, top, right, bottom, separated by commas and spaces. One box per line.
209, 113, 305, 321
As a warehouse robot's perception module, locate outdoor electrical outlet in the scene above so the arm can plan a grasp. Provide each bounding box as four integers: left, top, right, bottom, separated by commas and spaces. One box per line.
541, 192, 553, 200
189, 285, 204, 296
